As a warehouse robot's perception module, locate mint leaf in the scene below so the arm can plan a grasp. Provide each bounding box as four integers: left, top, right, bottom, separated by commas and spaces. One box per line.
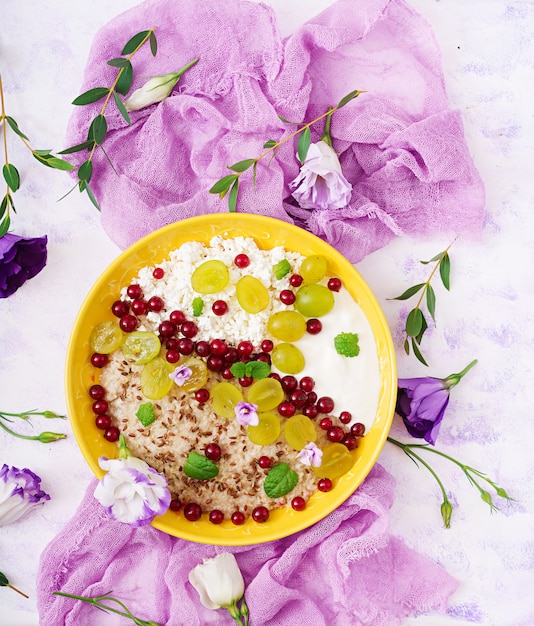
334, 332, 360, 357
273, 259, 291, 280
136, 402, 155, 426
183, 451, 219, 480
230, 362, 246, 378
264, 462, 298, 498
246, 360, 271, 379
192, 297, 204, 317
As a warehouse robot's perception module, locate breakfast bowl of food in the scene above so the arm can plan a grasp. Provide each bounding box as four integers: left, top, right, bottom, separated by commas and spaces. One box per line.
66, 213, 396, 545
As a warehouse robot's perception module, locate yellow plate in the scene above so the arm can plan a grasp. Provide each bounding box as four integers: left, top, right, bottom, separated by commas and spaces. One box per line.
66, 214, 396, 545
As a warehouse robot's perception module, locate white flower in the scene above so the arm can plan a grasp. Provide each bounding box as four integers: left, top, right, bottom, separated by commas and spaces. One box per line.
94, 448, 171, 527
289, 140, 352, 210
297, 442, 323, 467
235, 402, 259, 427
0, 464, 50, 526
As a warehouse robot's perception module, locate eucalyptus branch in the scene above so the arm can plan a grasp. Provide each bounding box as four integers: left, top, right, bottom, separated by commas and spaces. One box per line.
387, 436, 513, 528
0, 74, 75, 236
389, 238, 456, 366
209, 89, 365, 212
0, 409, 66, 443
53, 591, 159, 626
0, 571, 29, 598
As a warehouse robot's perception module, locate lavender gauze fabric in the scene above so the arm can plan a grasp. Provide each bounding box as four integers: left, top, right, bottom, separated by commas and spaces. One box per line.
37, 465, 458, 625
64, 0, 485, 263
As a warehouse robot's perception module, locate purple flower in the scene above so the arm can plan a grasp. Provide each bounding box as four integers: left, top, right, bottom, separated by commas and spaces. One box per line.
0, 233, 47, 299
0, 464, 50, 526
396, 360, 478, 445
169, 365, 192, 386
289, 140, 352, 211
235, 402, 259, 427
297, 442, 323, 467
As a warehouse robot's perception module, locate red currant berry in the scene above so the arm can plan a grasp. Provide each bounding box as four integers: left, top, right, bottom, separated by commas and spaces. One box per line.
195, 388, 210, 403
209, 509, 224, 524
207, 354, 225, 372
281, 375, 298, 393
131, 299, 148, 316
153, 267, 165, 279
166, 338, 179, 350
92, 399, 109, 415
237, 341, 254, 357
231, 511, 245, 525
119, 315, 138, 333
299, 376, 315, 392
95, 414, 111, 430
255, 352, 271, 365
159, 321, 177, 338
195, 340, 211, 357
91, 353, 109, 368
210, 339, 227, 355
327, 277, 342, 292
280, 289, 296, 305
89, 384, 105, 400
224, 348, 239, 364
148, 296, 165, 312
339, 411, 352, 424
181, 321, 198, 338
342, 434, 358, 450
258, 456, 271, 469
234, 254, 250, 268
268, 372, 282, 382
177, 338, 195, 355
104, 426, 120, 442
319, 417, 333, 431
318, 396, 335, 414
306, 318, 322, 335
221, 367, 234, 380
261, 339, 274, 352
212, 300, 228, 316
169, 498, 182, 512
305, 391, 318, 405
327, 426, 345, 443
169, 310, 186, 325
111, 300, 129, 317
317, 478, 333, 492
278, 401, 296, 418
303, 404, 319, 419
205, 443, 222, 461
291, 496, 306, 511
239, 376, 253, 387
252, 506, 270, 523
290, 390, 308, 408
126, 284, 143, 299
350, 422, 366, 437
183, 503, 202, 521
166, 349, 181, 363
289, 274, 303, 287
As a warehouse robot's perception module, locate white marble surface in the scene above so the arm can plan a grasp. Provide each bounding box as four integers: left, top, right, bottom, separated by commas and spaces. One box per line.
1, 0, 533, 624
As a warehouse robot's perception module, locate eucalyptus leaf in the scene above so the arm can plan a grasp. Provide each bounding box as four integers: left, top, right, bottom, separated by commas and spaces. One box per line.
263, 140, 277, 149
336, 89, 363, 109
34, 154, 75, 171
33, 149, 52, 157
121, 30, 150, 55
149, 31, 157, 57
3, 164, 20, 192
58, 140, 95, 155
403, 337, 410, 355
5, 116, 29, 140
440, 252, 451, 290
107, 57, 131, 68
0, 214, 10, 238
209, 174, 238, 194
391, 283, 425, 301
88, 115, 107, 145
297, 126, 311, 163
78, 160, 93, 183
415, 312, 428, 345
0, 196, 7, 220
228, 178, 239, 213
406, 308, 423, 338
113, 91, 131, 125
228, 159, 255, 173
421, 251, 445, 264
411, 338, 429, 366
72, 87, 109, 106
83, 183, 100, 211
426, 284, 436, 321
115, 61, 133, 96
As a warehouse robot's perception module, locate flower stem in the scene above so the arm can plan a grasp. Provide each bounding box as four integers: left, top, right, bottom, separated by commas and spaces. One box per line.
444, 359, 478, 389
0, 418, 65, 443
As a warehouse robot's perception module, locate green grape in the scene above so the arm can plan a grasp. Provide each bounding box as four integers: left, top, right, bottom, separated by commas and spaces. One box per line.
247, 377, 285, 412
283, 414, 317, 451
178, 357, 208, 393
247, 412, 281, 445
300, 255, 328, 284
294, 284, 334, 317
313, 443, 354, 479
89, 320, 125, 354
267, 310, 307, 342
191, 260, 229, 294
122, 331, 161, 365
211, 381, 244, 418
271, 343, 305, 374
141, 357, 173, 400
236, 275, 270, 314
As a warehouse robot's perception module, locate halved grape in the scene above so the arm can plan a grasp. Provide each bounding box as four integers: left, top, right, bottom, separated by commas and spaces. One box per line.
236, 276, 270, 314
211, 381, 244, 418
300, 255, 327, 284
247, 412, 281, 445
191, 260, 229, 294
122, 331, 161, 365
312, 443, 354, 479
294, 284, 334, 317
267, 311, 306, 342
283, 414, 317, 450
141, 357, 174, 399
178, 357, 208, 393
89, 320, 125, 354
271, 343, 305, 375
247, 378, 285, 412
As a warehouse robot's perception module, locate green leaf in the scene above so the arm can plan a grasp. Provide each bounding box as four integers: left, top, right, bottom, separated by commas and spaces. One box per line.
33, 153, 75, 171
426, 284, 436, 321
297, 126, 311, 163
0, 214, 11, 238
230, 362, 246, 378
390, 283, 425, 301
72, 87, 109, 106
0, 196, 7, 220
3, 164, 20, 192
115, 61, 133, 96
406, 308, 423, 338
277, 114, 293, 124
440, 252, 451, 290
136, 402, 155, 427
263, 139, 277, 149
273, 259, 291, 280
33, 149, 52, 157
58, 140, 95, 155
414, 311, 428, 345
228, 179, 239, 212
149, 31, 157, 57
121, 30, 150, 55
411, 338, 428, 366
88, 115, 107, 145
83, 183, 100, 211
421, 250, 446, 264
336, 89, 364, 110
78, 160, 93, 182
403, 337, 410, 355
183, 451, 219, 480
107, 57, 130, 68
228, 159, 255, 173
192, 296, 204, 316
264, 462, 298, 498
209, 174, 238, 195
246, 360, 271, 379
113, 91, 131, 125
5, 116, 29, 140
334, 332, 360, 357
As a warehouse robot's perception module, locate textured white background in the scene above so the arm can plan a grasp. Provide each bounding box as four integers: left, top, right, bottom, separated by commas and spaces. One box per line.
1, 1, 533, 624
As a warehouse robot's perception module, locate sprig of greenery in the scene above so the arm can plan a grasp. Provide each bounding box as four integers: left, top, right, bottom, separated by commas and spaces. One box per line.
390, 240, 455, 366
0, 74, 75, 236
0, 571, 29, 598
387, 437, 513, 528
0, 409, 66, 443
53, 591, 159, 626
209, 89, 365, 212
58, 29, 157, 210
